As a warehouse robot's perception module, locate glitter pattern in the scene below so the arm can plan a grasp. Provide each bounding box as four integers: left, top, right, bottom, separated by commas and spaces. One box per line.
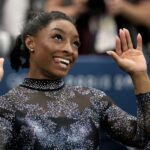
0, 78, 150, 149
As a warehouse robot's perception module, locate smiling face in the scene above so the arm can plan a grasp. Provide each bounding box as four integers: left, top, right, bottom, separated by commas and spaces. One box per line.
26, 19, 80, 80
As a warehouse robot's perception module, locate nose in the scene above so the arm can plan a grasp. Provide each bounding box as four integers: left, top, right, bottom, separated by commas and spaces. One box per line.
63, 42, 74, 54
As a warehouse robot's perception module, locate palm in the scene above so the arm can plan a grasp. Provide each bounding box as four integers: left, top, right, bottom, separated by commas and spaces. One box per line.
118, 49, 147, 74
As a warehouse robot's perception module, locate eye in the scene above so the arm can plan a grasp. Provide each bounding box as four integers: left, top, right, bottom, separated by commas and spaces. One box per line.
53, 34, 63, 42
73, 41, 81, 49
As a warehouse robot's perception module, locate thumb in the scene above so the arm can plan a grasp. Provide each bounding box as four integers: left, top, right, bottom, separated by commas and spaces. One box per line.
0, 58, 4, 67
106, 51, 121, 63
0, 58, 4, 81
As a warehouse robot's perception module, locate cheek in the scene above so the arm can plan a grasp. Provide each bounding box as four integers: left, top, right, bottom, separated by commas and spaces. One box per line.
34, 48, 51, 66
36, 42, 53, 57
73, 51, 78, 62
36, 39, 52, 51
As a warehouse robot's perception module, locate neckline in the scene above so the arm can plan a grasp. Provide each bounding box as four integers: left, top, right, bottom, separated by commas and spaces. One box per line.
20, 78, 65, 91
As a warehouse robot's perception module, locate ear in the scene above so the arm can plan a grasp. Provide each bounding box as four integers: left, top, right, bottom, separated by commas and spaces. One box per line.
25, 35, 35, 51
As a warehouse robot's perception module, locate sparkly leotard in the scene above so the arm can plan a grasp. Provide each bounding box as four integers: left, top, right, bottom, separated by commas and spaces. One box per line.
0, 78, 150, 150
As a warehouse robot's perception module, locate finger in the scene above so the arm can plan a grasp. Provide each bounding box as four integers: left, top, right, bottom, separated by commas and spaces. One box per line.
136, 33, 142, 51
119, 29, 128, 51
115, 36, 122, 55
106, 50, 121, 64
124, 28, 133, 49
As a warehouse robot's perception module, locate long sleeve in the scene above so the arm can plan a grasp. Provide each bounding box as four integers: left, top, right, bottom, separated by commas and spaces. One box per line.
101, 93, 150, 148
0, 95, 14, 149
136, 93, 150, 138
0, 78, 149, 149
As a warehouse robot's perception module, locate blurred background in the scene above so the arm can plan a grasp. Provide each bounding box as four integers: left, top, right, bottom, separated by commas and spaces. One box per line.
1, 0, 150, 149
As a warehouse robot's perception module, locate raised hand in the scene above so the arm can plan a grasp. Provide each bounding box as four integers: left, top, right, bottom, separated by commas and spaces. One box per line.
107, 28, 150, 93
107, 28, 147, 76
0, 58, 4, 81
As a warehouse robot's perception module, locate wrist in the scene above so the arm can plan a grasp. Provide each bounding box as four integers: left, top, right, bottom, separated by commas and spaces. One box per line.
131, 72, 150, 94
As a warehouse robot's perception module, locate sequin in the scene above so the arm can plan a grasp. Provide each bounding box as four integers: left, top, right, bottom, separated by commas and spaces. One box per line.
0, 78, 149, 149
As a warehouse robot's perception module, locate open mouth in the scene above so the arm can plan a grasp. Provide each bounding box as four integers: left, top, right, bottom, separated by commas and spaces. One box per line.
59, 58, 70, 65
53, 57, 71, 67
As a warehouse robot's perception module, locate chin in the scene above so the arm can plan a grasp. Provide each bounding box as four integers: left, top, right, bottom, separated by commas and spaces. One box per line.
57, 72, 68, 78
51, 70, 68, 79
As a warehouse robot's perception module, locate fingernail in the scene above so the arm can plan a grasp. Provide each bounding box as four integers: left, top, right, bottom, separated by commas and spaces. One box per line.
106, 51, 112, 55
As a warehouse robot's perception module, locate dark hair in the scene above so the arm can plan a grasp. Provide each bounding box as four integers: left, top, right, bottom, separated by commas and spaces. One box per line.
10, 11, 76, 71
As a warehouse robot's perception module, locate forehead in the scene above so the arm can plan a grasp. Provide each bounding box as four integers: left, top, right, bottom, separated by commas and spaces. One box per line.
43, 19, 78, 36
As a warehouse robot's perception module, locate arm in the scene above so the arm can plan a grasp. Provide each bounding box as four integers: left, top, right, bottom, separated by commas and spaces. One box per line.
0, 94, 14, 149
106, 28, 150, 94
105, 0, 150, 27
0, 58, 8, 148
101, 94, 150, 147
103, 28, 150, 146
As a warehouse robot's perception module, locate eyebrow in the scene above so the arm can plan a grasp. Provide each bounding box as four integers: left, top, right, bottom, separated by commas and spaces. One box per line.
51, 27, 79, 39
51, 28, 65, 33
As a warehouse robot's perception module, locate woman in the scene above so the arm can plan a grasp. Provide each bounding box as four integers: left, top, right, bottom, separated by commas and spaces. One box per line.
0, 11, 150, 149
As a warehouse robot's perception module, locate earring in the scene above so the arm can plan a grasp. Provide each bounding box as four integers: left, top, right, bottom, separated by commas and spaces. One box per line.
29, 48, 34, 52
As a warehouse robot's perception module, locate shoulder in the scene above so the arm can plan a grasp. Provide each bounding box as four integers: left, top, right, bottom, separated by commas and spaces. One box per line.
0, 86, 25, 110
0, 89, 16, 113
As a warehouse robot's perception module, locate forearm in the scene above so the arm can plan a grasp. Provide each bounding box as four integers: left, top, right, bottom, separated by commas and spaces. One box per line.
102, 101, 146, 147
101, 93, 150, 146
136, 92, 150, 139
120, 1, 150, 27
131, 72, 150, 94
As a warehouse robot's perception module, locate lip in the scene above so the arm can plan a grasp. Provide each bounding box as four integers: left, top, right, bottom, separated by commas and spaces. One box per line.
53, 56, 73, 64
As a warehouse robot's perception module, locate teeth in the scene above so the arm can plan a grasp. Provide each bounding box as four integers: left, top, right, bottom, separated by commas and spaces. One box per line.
57, 58, 70, 65
60, 58, 70, 65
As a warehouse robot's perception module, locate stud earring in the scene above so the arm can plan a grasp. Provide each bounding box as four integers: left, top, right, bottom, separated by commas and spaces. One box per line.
29, 48, 34, 52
